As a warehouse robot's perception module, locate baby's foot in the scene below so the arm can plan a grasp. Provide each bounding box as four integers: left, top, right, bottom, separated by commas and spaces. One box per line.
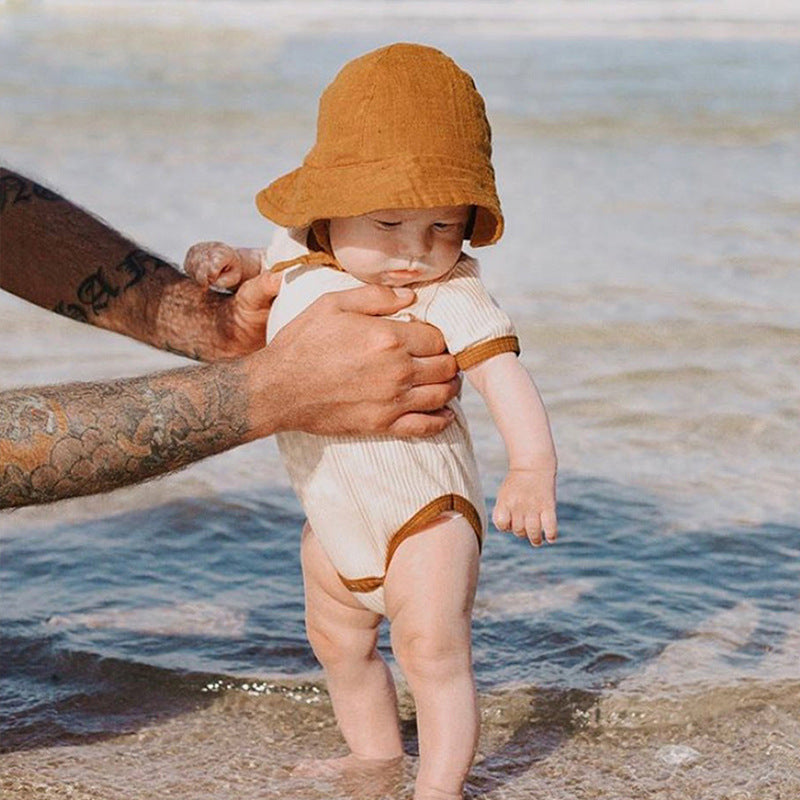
293, 754, 408, 799
293, 752, 403, 779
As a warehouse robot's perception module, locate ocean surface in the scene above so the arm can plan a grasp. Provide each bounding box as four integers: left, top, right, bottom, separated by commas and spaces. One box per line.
1, 2, 799, 798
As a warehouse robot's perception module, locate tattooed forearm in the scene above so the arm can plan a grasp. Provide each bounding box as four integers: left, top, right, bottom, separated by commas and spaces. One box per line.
63, 248, 171, 318
2, 166, 269, 363
0, 362, 251, 509
0, 173, 62, 214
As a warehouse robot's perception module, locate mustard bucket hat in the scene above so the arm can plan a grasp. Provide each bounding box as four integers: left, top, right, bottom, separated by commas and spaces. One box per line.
256, 42, 504, 247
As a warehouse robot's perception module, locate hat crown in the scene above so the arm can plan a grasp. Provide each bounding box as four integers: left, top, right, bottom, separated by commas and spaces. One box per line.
256, 43, 504, 246
309, 43, 492, 169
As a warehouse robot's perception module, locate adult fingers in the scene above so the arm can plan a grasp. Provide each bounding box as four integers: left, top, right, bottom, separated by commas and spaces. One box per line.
392, 319, 448, 359
236, 270, 282, 312
408, 353, 459, 388
387, 409, 456, 439
396, 378, 460, 414
327, 283, 417, 316
322, 286, 449, 358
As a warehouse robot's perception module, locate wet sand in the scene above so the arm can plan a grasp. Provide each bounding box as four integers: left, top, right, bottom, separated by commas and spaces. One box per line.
3, 679, 799, 799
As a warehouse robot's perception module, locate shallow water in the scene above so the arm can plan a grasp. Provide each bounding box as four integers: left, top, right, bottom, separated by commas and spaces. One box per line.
2, 2, 800, 797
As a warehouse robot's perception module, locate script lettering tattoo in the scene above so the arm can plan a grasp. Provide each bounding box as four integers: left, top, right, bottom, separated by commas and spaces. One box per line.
77, 268, 120, 312
66, 249, 172, 317
0, 175, 62, 213
0, 364, 250, 509
0, 175, 30, 212
31, 182, 62, 202
53, 302, 90, 324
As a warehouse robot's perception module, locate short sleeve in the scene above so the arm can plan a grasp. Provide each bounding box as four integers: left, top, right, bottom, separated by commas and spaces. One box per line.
417, 256, 520, 370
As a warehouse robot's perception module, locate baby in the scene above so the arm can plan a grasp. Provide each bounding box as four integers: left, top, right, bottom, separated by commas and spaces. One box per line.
186, 43, 557, 800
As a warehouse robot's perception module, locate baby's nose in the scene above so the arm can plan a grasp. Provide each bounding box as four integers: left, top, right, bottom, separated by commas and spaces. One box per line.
400, 228, 432, 259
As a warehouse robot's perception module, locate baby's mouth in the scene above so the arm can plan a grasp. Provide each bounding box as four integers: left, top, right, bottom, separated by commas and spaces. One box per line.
384, 267, 424, 282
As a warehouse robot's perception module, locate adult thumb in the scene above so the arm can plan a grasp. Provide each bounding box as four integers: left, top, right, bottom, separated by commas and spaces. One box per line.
236, 270, 282, 311
330, 284, 416, 316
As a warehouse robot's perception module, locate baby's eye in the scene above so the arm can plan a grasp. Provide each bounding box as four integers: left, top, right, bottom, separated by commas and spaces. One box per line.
373, 219, 401, 229
433, 222, 459, 231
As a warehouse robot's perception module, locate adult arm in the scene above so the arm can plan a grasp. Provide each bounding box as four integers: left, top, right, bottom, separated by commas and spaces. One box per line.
1, 285, 459, 509
0, 168, 460, 508
0, 166, 270, 360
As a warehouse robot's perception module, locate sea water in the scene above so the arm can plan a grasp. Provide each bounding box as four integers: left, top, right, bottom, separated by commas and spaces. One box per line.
1, 2, 799, 798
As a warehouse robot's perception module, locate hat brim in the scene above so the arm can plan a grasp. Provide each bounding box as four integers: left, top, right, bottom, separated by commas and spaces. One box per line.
256, 154, 503, 247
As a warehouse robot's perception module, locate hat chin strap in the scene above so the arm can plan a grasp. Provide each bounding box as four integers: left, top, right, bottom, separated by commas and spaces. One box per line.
270, 221, 344, 274
270, 250, 344, 274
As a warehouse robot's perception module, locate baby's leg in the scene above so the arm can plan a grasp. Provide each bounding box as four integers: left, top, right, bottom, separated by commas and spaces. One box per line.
301, 524, 404, 763
384, 514, 481, 800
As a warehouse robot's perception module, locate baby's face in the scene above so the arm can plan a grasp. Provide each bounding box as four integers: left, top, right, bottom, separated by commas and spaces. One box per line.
328, 205, 471, 286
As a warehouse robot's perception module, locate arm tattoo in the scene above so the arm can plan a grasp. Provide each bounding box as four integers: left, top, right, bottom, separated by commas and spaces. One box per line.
0, 174, 62, 213
66, 249, 170, 317
2, 168, 233, 361
0, 363, 250, 509
1, 171, 176, 326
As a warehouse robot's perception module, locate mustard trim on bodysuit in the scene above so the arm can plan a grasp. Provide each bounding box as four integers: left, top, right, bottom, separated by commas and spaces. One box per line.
456, 335, 520, 371
337, 493, 483, 594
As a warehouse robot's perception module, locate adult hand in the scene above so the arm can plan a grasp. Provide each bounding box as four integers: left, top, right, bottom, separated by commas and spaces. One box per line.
209, 270, 282, 359
249, 284, 460, 438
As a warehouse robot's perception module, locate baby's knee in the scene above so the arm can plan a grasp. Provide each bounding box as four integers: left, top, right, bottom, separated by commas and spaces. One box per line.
391, 620, 472, 683
305, 614, 379, 668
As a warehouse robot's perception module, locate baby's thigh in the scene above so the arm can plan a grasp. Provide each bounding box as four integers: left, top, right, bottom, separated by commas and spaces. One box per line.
383, 513, 480, 636
301, 524, 383, 640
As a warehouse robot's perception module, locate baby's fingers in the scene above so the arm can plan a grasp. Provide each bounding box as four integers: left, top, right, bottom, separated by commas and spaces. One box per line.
211, 264, 244, 290
184, 241, 237, 287
542, 508, 558, 544
525, 514, 544, 548
492, 504, 512, 533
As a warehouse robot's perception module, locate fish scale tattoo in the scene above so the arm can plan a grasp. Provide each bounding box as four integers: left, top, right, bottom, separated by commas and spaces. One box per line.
0, 366, 249, 509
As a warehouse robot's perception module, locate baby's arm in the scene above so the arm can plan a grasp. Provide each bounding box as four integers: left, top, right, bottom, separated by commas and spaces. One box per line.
184, 241, 266, 290
466, 352, 557, 547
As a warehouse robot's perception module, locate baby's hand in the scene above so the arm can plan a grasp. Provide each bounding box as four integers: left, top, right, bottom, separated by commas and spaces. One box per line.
492, 466, 557, 547
183, 241, 264, 290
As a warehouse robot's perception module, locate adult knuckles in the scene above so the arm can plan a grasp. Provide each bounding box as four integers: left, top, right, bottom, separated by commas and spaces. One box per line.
369, 325, 404, 354
312, 291, 344, 316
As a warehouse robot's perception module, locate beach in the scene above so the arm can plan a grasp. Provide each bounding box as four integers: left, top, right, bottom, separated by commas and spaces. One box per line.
1, 1, 799, 797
